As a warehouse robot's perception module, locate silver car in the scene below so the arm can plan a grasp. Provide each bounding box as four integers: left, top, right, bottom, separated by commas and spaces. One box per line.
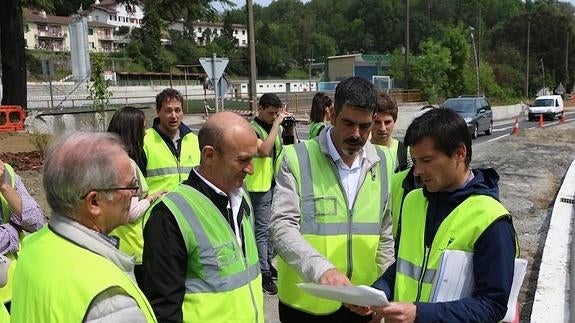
441, 96, 493, 139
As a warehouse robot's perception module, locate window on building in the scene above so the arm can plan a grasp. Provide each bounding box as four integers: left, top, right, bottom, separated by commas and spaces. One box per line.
242, 30, 245, 35
109, 15, 112, 20
90, 42, 95, 49
198, 27, 202, 32
234, 30, 238, 34
88, 28, 94, 35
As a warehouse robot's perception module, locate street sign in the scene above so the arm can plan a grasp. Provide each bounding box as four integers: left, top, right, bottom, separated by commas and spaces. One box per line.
199, 56, 229, 80
218, 77, 229, 95
199, 54, 229, 112
204, 77, 229, 94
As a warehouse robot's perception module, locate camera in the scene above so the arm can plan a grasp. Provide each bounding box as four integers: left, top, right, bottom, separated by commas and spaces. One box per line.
281, 116, 296, 129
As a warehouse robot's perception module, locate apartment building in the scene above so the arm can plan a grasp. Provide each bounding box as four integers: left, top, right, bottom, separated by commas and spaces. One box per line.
170, 20, 248, 47
23, 0, 248, 53
24, 9, 118, 53
89, 0, 144, 29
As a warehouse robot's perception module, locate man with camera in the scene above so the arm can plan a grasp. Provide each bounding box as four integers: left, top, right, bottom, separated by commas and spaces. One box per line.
245, 93, 293, 295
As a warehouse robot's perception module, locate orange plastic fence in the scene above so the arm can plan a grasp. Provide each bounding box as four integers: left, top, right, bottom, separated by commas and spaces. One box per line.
0, 105, 26, 132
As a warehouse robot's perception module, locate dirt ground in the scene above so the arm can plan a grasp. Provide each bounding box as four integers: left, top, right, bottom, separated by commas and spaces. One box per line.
0, 132, 49, 216
472, 123, 575, 321
1, 121, 574, 321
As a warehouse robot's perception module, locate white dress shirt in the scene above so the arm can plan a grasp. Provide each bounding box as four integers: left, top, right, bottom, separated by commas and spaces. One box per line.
193, 169, 244, 246
325, 128, 366, 208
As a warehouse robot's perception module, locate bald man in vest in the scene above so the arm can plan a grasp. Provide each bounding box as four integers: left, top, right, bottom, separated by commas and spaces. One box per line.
141, 112, 264, 322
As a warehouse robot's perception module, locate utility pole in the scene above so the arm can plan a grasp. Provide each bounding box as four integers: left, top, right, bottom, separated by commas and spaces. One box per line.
306, 55, 315, 92
404, 0, 410, 90
469, 26, 480, 96
525, 18, 530, 97
541, 58, 546, 91
565, 31, 569, 86
247, 0, 257, 112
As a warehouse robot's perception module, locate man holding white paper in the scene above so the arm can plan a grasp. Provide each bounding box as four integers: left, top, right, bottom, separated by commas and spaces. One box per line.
364, 108, 517, 322
270, 77, 394, 322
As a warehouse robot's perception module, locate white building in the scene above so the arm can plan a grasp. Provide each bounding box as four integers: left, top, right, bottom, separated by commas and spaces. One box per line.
171, 21, 248, 47
24, 9, 118, 53
89, 0, 144, 30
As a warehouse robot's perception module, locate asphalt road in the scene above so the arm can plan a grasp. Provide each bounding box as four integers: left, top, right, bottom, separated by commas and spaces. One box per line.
472, 110, 575, 145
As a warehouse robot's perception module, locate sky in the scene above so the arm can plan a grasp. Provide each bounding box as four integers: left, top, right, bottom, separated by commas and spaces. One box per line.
217, 0, 575, 12
216, 0, 308, 11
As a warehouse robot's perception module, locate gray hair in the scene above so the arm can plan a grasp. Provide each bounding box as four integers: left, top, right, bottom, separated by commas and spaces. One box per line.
43, 132, 126, 216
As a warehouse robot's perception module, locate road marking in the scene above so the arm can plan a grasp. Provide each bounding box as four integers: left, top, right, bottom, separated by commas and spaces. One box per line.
483, 134, 510, 143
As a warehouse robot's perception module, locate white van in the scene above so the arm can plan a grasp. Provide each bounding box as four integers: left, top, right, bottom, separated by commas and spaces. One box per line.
528, 95, 564, 121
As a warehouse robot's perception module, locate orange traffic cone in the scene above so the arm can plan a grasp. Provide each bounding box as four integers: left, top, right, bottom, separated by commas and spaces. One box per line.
560, 111, 566, 123
538, 114, 544, 128
511, 117, 520, 135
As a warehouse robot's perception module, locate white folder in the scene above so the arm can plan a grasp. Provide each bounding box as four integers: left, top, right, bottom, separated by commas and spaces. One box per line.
430, 250, 527, 322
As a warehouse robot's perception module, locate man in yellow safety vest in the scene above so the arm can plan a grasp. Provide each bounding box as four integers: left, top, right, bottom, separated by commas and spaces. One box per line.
270, 76, 394, 322
141, 112, 264, 322
11, 132, 156, 322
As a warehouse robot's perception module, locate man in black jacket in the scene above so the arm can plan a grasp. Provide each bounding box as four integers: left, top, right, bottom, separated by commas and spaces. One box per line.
140, 111, 264, 322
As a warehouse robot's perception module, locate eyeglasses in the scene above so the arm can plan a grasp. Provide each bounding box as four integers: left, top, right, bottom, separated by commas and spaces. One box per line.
80, 179, 140, 199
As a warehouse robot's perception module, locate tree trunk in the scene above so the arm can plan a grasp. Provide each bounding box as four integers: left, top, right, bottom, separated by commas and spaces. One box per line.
0, 0, 27, 109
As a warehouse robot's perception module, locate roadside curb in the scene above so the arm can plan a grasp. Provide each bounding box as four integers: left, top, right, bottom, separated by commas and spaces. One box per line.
530, 157, 575, 322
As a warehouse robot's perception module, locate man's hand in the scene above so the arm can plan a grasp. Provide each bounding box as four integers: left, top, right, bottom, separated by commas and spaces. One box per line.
373, 302, 416, 323
346, 304, 373, 316
318, 268, 351, 286
273, 111, 291, 128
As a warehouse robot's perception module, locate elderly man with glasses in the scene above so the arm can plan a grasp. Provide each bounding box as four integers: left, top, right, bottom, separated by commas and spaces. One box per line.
10, 132, 157, 323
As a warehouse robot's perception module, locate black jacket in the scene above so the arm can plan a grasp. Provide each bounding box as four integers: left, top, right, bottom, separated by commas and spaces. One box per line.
140, 169, 251, 322
373, 168, 516, 322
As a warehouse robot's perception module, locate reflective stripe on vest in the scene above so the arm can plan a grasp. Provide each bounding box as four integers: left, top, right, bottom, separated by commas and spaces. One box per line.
162, 186, 264, 323
277, 141, 390, 314
245, 121, 282, 192
394, 190, 511, 302
143, 128, 199, 194
10, 227, 157, 323
295, 143, 388, 236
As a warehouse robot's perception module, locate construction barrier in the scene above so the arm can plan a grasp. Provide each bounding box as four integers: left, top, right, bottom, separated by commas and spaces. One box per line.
0, 106, 26, 132
511, 117, 520, 135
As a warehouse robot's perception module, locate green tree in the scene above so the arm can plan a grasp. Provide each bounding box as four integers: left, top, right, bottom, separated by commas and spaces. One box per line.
88, 53, 112, 131
409, 39, 452, 103
440, 24, 471, 96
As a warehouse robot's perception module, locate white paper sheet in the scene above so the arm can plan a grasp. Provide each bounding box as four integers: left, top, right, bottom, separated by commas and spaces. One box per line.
297, 283, 390, 307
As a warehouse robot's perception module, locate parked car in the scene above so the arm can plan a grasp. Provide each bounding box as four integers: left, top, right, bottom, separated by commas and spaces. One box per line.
441, 96, 493, 139
528, 95, 564, 121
